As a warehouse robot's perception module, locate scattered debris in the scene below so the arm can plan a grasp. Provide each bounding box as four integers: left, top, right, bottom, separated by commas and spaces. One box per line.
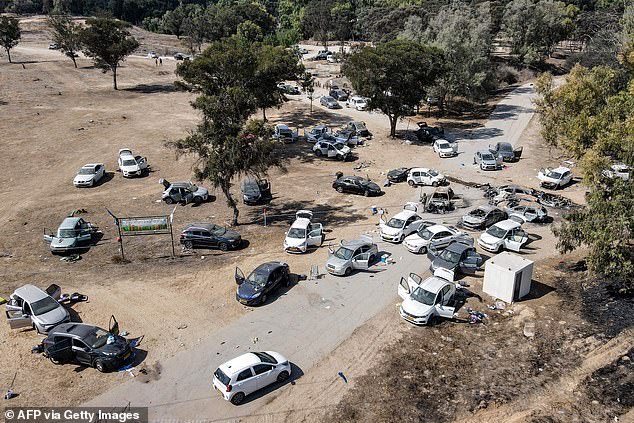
338, 372, 348, 383
60, 254, 81, 262
177, 324, 188, 330
523, 321, 536, 337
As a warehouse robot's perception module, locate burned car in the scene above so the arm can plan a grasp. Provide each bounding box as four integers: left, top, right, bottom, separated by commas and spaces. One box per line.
414, 122, 444, 143
241, 177, 271, 205
426, 187, 456, 213
387, 167, 411, 183
160, 179, 209, 205
505, 203, 549, 223
461, 205, 507, 230
344, 121, 371, 138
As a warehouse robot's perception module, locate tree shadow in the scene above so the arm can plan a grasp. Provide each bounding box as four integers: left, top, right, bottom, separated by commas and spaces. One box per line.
271, 106, 352, 128
245, 199, 368, 228
239, 362, 304, 405
124, 83, 177, 94
460, 127, 504, 140
487, 103, 534, 121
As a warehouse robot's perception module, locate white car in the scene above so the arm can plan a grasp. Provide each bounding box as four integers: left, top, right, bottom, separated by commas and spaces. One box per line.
305, 125, 331, 143
398, 273, 457, 326
5, 284, 70, 334
313, 140, 351, 160
379, 203, 427, 243
118, 148, 148, 177
73, 163, 105, 187
403, 224, 467, 254
537, 166, 573, 189
346, 96, 367, 111
283, 210, 324, 253
273, 124, 298, 143
407, 168, 446, 187
477, 219, 529, 253
602, 164, 631, 181
433, 139, 458, 158
212, 351, 291, 405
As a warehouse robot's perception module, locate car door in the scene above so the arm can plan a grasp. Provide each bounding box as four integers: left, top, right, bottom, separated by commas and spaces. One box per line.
435, 284, 455, 318
524, 207, 538, 222
411, 171, 420, 184
459, 249, 481, 274
200, 230, 215, 248
327, 143, 337, 158
351, 247, 370, 270
76, 219, 92, 243
235, 267, 245, 285
252, 363, 277, 389
432, 231, 453, 249
169, 187, 182, 203
402, 216, 418, 236
307, 224, 323, 247
6, 308, 32, 329
182, 187, 194, 204
46, 337, 73, 363
504, 228, 526, 252
351, 180, 363, 194
397, 272, 422, 300
234, 368, 257, 396
71, 338, 93, 366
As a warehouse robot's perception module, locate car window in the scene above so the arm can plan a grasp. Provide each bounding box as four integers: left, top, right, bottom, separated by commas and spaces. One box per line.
72, 339, 88, 349
441, 285, 451, 297
237, 368, 254, 382
412, 172, 420, 177
253, 364, 275, 375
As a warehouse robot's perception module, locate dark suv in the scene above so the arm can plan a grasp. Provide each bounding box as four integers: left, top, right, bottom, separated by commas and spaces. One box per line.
39, 317, 131, 372
180, 223, 242, 251
235, 262, 291, 306
329, 89, 348, 101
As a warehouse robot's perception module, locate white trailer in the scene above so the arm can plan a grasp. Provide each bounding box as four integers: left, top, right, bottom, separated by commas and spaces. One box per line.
483, 252, 533, 303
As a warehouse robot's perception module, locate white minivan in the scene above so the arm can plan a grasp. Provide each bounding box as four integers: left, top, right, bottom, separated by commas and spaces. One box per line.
213, 351, 291, 405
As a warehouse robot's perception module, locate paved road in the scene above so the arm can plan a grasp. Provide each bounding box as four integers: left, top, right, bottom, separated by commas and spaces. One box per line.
87, 82, 539, 421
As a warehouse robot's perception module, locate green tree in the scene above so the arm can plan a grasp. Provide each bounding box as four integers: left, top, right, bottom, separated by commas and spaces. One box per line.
342, 39, 444, 137
48, 15, 83, 68
0, 16, 21, 63
181, 4, 206, 53
80, 17, 139, 90
331, 1, 354, 52
302, 0, 335, 48
300, 71, 316, 113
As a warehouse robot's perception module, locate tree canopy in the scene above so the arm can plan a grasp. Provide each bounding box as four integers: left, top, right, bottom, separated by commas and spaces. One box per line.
0, 16, 21, 63
48, 15, 83, 68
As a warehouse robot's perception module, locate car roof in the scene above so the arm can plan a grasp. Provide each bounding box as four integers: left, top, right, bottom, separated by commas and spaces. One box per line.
445, 242, 471, 254
494, 219, 521, 230
171, 181, 193, 188
185, 223, 220, 231
342, 175, 365, 181
475, 205, 498, 212
426, 224, 452, 234
477, 150, 494, 155
220, 352, 263, 376
550, 166, 571, 173
14, 284, 48, 303
421, 276, 452, 294
498, 142, 512, 147
253, 261, 287, 275
392, 209, 418, 219
49, 322, 98, 339
290, 218, 311, 229
81, 163, 103, 168
434, 186, 452, 193
276, 124, 290, 129
59, 217, 82, 229
340, 238, 372, 249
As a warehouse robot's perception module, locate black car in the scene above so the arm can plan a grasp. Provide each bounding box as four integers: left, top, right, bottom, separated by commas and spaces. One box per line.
329, 89, 348, 101
241, 177, 271, 205
489, 142, 522, 162
387, 167, 411, 183
38, 316, 131, 372
235, 262, 291, 306
332, 175, 383, 197
414, 122, 444, 143
180, 223, 241, 251
429, 241, 482, 276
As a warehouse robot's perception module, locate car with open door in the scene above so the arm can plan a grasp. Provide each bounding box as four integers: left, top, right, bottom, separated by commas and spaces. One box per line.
38, 316, 131, 372
118, 148, 148, 178
313, 140, 351, 160
477, 219, 529, 253
537, 166, 573, 189
235, 262, 291, 306
379, 203, 428, 243
241, 177, 271, 205
387, 167, 410, 183
332, 175, 382, 197
43, 217, 99, 254
433, 139, 458, 158
344, 121, 371, 137
474, 150, 502, 170
305, 125, 331, 143
5, 284, 70, 334
273, 124, 298, 143
325, 237, 378, 276
489, 142, 522, 162
429, 242, 482, 281
283, 210, 324, 253
160, 179, 209, 205
403, 224, 468, 254
346, 96, 368, 111
180, 223, 242, 251
406, 167, 446, 187
414, 122, 444, 143
398, 274, 458, 326
213, 351, 291, 405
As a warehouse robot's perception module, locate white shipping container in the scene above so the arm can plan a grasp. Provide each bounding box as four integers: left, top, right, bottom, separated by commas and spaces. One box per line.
483, 252, 533, 303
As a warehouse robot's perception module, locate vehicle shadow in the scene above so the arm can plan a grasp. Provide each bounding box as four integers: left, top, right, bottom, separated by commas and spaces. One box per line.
239, 362, 304, 405
190, 195, 217, 207
94, 172, 115, 187
522, 233, 543, 250
259, 273, 303, 305
66, 307, 84, 323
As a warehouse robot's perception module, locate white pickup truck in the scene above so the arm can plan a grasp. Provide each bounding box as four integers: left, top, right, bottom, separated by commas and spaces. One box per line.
118, 148, 148, 177
398, 273, 458, 326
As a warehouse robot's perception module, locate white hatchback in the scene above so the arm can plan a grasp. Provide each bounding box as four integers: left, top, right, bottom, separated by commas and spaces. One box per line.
213, 351, 291, 405
379, 203, 426, 243
433, 139, 458, 158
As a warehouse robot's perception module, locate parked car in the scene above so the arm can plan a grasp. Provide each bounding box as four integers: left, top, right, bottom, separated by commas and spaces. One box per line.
429, 242, 482, 280
505, 203, 548, 223
305, 125, 331, 143
118, 149, 148, 177
489, 142, 521, 162
433, 139, 458, 158
329, 89, 348, 101
5, 284, 70, 334
277, 83, 300, 95
387, 167, 411, 183
344, 121, 370, 137
346, 96, 368, 111
320, 95, 341, 109
213, 351, 291, 405
313, 140, 351, 160
296, 47, 309, 55
398, 274, 457, 326
321, 130, 358, 146
325, 237, 378, 276
235, 262, 291, 306
332, 175, 382, 197
273, 124, 298, 143
283, 210, 324, 253
313, 51, 331, 60
407, 167, 446, 187
73, 163, 105, 187
241, 178, 271, 205
461, 205, 507, 230
48, 43, 60, 50
380, 203, 427, 243
537, 166, 573, 189
478, 219, 529, 253
602, 163, 631, 181
173, 52, 187, 60
160, 179, 209, 205
426, 238, 474, 260
403, 224, 466, 254
44, 217, 98, 253
474, 150, 502, 170
180, 223, 241, 251
147, 51, 158, 59
414, 122, 444, 143
327, 54, 340, 63
426, 187, 456, 213
38, 316, 131, 372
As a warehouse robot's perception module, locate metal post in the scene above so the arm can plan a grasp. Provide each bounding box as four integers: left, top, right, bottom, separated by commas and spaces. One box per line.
118, 223, 125, 261
169, 222, 175, 258
263, 208, 267, 227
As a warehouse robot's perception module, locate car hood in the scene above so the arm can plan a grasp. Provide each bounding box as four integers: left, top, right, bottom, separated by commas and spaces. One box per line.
462, 214, 485, 225
284, 236, 306, 248
380, 225, 402, 236
35, 305, 69, 326
388, 169, 407, 178
431, 257, 458, 272
481, 159, 498, 165
337, 145, 351, 154
237, 282, 262, 298
404, 233, 425, 246
361, 182, 381, 192
120, 163, 141, 171
195, 187, 208, 196
74, 174, 95, 183
221, 230, 241, 241
94, 335, 129, 355
479, 232, 502, 245
326, 256, 348, 268
401, 297, 433, 317
50, 237, 77, 249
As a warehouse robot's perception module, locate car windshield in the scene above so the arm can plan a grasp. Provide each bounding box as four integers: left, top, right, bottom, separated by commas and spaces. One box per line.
186, 184, 198, 192
334, 143, 346, 150
410, 287, 436, 305
246, 271, 268, 287
210, 226, 226, 236
279, 129, 292, 135
481, 153, 495, 160
417, 228, 433, 240
84, 327, 110, 349
438, 249, 461, 264
386, 218, 405, 229
438, 142, 450, 149
546, 170, 562, 179
214, 368, 231, 386
78, 168, 95, 175
253, 351, 278, 364
287, 228, 306, 239
122, 159, 136, 166
334, 247, 354, 260
324, 96, 334, 102
470, 209, 486, 217
428, 169, 439, 176
57, 228, 77, 238
486, 225, 507, 238
499, 143, 513, 151
30, 297, 59, 316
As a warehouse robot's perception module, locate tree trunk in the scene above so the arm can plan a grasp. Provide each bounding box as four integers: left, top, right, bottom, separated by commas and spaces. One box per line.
262, 107, 267, 122
220, 180, 239, 226
71, 55, 77, 68
389, 114, 398, 138
112, 65, 118, 90
6, 48, 12, 63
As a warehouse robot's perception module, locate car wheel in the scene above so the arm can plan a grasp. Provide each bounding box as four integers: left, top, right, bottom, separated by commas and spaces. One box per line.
164, 197, 174, 205
277, 371, 290, 383
344, 267, 352, 277
419, 246, 427, 254
480, 164, 485, 170
193, 196, 203, 205
89, 180, 94, 187
49, 355, 64, 365
438, 153, 442, 158
230, 392, 245, 405
184, 240, 193, 249
432, 181, 439, 187
315, 150, 322, 156
336, 186, 344, 193
94, 359, 107, 373
496, 244, 503, 253
218, 242, 229, 251
427, 314, 437, 326
260, 294, 267, 305
408, 180, 415, 187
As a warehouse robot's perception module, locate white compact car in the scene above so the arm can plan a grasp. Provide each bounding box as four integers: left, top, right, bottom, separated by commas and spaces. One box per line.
477, 219, 529, 253
407, 168, 446, 187
398, 273, 457, 326
433, 139, 458, 158
73, 163, 105, 187
213, 351, 291, 405
313, 140, 351, 160
537, 166, 573, 189
379, 203, 427, 243
283, 210, 324, 253
118, 148, 148, 177
346, 96, 367, 111
403, 224, 467, 254
5, 284, 70, 333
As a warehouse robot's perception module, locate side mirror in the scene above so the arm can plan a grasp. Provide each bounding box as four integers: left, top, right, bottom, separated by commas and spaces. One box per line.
328, 245, 334, 254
